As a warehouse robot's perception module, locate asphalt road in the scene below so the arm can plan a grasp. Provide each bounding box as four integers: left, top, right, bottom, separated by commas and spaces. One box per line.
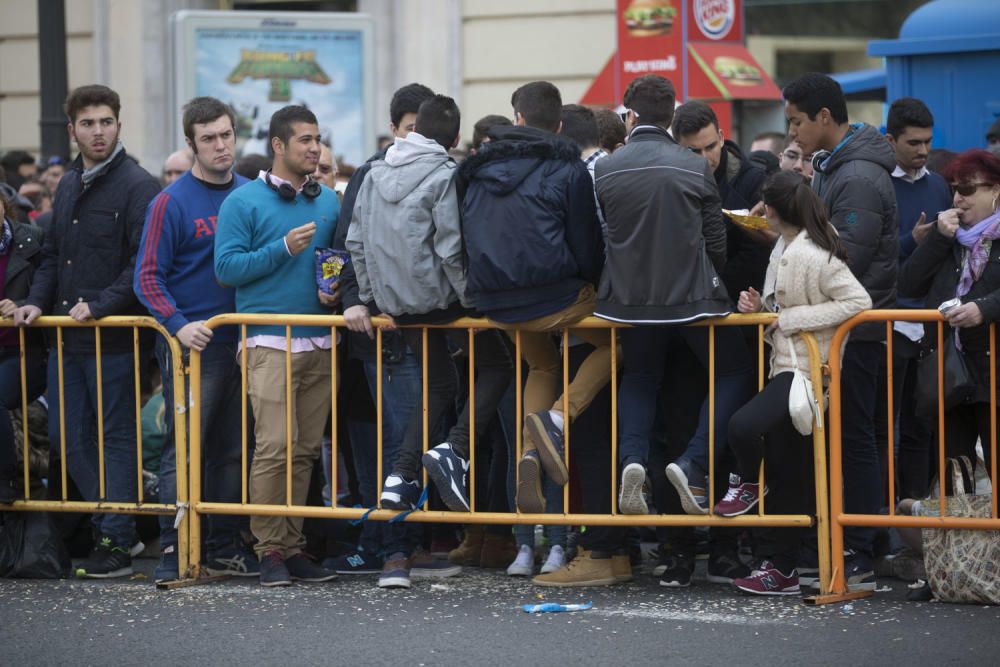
1, 557, 997, 666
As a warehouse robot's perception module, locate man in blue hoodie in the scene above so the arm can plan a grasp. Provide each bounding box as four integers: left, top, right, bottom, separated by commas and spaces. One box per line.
134, 96, 258, 583
784, 72, 899, 593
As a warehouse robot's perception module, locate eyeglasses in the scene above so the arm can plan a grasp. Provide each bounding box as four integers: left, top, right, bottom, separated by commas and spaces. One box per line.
951, 182, 993, 197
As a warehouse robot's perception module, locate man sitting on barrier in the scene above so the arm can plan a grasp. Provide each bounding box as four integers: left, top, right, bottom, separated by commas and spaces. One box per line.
348, 94, 514, 587
719, 170, 870, 596
214, 105, 340, 587
14, 84, 161, 578
134, 96, 259, 583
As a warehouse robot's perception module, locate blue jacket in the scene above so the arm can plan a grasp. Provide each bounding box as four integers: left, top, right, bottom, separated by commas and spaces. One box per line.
25, 149, 161, 352
457, 125, 604, 319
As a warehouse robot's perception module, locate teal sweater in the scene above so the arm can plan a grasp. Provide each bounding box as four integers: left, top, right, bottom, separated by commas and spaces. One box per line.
214, 178, 339, 337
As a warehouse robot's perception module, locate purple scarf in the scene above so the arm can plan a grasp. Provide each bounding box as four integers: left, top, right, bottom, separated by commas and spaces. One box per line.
955, 209, 1000, 299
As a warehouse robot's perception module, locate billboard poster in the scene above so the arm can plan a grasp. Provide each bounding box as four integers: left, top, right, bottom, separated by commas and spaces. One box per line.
615, 0, 684, 100
171, 11, 375, 167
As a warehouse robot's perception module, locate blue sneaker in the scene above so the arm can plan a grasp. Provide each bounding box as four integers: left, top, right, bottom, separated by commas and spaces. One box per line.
324, 548, 383, 575
665, 460, 708, 515
380, 474, 421, 510
422, 443, 470, 512
378, 552, 413, 589
154, 546, 179, 583
525, 411, 568, 486
411, 548, 461, 579
204, 545, 261, 577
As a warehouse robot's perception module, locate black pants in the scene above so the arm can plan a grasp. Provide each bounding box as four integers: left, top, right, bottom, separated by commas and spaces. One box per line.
942, 401, 997, 483
728, 372, 814, 573
393, 328, 512, 480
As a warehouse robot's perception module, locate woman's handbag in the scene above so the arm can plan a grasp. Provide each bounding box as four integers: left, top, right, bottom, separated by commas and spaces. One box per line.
786, 337, 822, 436
918, 457, 1000, 605
914, 334, 974, 414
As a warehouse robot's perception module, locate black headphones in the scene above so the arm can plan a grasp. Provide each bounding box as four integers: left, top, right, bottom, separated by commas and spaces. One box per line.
265, 171, 322, 201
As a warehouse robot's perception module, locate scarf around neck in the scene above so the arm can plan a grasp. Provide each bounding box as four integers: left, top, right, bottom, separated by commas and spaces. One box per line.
81, 140, 126, 186
955, 209, 1000, 300
0, 219, 12, 255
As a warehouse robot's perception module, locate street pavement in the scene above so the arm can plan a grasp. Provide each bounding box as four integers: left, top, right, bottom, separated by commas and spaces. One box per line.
1, 556, 997, 665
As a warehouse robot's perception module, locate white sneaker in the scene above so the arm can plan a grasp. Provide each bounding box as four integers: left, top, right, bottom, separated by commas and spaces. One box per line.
507, 544, 534, 576
540, 545, 566, 574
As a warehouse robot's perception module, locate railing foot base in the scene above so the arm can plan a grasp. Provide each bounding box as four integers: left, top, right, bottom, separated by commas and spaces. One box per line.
156, 573, 230, 590
802, 590, 873, 605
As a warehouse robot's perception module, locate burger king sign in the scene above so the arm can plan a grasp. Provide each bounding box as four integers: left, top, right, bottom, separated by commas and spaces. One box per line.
694, 0, 735, 40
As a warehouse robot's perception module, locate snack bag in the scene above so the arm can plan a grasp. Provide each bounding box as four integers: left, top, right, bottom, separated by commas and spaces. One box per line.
315, 248, 350, 295
723, 208, 769, 231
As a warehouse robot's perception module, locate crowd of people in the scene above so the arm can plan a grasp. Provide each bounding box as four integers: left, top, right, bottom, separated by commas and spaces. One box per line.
1, 70, 999, 601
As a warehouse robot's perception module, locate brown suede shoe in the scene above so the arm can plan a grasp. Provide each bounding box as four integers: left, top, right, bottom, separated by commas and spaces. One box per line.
612, 554, 633, 583
448, 525, 485, 565
480, 532, 518, 568
532, 550, 617, 587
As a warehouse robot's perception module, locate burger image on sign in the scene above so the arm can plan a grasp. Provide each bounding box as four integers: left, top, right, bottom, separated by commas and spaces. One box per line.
623, 0, 678, 36
714, 55, 763, 86
695, 0, 736, 40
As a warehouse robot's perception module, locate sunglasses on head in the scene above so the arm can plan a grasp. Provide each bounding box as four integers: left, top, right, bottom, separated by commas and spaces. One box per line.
951, 182, 992, 197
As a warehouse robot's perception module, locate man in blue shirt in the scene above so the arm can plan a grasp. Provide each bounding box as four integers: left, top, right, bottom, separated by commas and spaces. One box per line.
134, 97, 257, 583
215, 105, 339, 587
883, 97, 952, 502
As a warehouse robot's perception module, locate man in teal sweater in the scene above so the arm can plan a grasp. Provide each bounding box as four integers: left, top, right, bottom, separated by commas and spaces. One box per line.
215, 105, 340, 587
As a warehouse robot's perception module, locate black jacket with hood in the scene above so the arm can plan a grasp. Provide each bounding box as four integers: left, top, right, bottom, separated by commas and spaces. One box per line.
593, 125, 730, 324
457, 125, 604, 317
811, 123, 899, 342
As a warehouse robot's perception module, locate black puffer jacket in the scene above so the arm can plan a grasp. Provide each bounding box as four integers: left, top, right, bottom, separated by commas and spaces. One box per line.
594, 126, 730, 324
899, 224, 1000, 402
458, 125, 604, 315
715, 140, 771, 300
2, 220, 46, 350
26, 149, 160, 352
812, 123, 899, 341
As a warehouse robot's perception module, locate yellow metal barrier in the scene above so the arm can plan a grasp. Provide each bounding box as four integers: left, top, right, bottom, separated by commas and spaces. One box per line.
816, 310, 1000, 604
188, 313, 830, 591
0, 316, 190, 578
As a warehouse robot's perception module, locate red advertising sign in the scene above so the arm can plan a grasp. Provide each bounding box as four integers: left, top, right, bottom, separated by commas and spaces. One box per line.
614, 0, 684, 98
688, 0, 742, 43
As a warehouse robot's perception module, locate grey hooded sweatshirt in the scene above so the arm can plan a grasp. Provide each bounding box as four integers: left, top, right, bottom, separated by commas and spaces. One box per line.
812, 122, 899, 341
347, 132, 468, 318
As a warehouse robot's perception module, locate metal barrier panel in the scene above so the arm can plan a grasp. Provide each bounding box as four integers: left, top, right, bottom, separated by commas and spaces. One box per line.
819, 309, 1000, 604
0, 316, 190, 577
187, 313, 826, 588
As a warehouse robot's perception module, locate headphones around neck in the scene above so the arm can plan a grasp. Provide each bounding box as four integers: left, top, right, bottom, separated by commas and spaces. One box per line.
265, 170, 322, 201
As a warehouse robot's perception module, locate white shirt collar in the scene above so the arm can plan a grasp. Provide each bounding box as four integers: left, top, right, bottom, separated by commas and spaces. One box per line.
891, 164, 929, 183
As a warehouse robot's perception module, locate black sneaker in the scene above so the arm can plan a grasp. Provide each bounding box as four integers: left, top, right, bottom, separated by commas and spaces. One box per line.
75, 537, 133, 579
525, 411, 568, 486
422, 443, 470, 512
324, 548, 383, 575
515, 450, 545, 514
286, 553, 338, 582
658, 554, 694, 588
707, 552, 751, 584
260, 551, 292, 587
380, 473, 422, 511
204, 546, 261, 577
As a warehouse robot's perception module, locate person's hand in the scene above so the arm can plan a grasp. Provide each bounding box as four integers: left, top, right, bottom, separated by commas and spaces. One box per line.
317, 286, 341, 308
343, 304, 373, 339
911, 212, 935, 245
946, 302, 984, 328
176, 321, 214, 351
377, 314, 398, 331
748, 201, 765, 217
13, 305, 41, 326
284, 222, 317, 256
0, 299, 16, 318
738, 287, 762, 313
68, 301, 92, 322
937, 209, 961, 239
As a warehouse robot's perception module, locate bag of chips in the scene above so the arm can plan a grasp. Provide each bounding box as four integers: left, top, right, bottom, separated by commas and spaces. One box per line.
315, 248, 351, 295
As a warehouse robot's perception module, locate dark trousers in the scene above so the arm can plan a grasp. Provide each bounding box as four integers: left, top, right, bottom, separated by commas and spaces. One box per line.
393, 328, 513, 480
728, 372, 814, 573
840, 340, 885, 557
0, 346, 46, 473
618, 325, 753, 475
942, 401, 997, 482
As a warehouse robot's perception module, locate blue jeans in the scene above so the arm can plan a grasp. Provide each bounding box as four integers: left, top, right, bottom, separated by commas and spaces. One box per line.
156, 338, 249, 553
618, 325, 753, 475
48, 349, 138, 547
0, 346, 47, 471
359, 348, 422, 556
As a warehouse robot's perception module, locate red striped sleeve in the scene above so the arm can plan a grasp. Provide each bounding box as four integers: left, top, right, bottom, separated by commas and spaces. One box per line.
140, 193, 176, 317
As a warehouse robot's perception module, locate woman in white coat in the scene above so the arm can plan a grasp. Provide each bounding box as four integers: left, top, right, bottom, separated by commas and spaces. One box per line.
716, 170, 871, 596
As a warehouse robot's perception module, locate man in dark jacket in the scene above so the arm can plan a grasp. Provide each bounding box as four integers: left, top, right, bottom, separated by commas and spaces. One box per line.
672, 100, 771, 301
595, 75, 753, 546
15, 84, 161, 578
784, 72, 899, 591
